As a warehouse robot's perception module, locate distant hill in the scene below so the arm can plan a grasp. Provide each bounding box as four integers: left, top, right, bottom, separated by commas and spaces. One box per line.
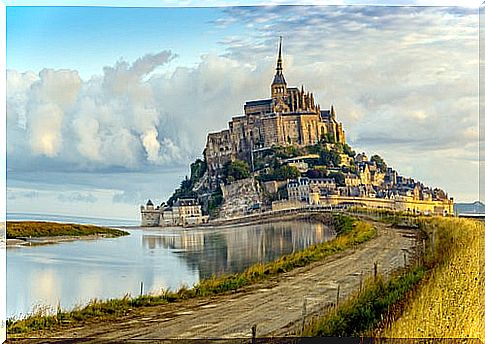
454, 201, 485, 215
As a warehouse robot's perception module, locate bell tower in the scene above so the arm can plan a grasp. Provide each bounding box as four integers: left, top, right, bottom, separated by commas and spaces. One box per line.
271, 36, 287, 100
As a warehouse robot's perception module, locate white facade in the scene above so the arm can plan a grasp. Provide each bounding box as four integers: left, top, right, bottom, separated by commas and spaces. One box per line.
140, 198, 208, 227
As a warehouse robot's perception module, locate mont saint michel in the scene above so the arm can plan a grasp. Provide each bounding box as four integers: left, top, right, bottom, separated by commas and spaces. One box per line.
141, 38, 454, 226
7, 5, 479, 340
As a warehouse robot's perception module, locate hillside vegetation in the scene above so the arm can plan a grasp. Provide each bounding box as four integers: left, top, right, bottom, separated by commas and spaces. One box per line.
6, 221, 128, 239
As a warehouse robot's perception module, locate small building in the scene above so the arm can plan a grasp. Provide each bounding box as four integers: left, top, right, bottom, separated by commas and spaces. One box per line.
288, 177, 336, 204
141, 198, 208, 227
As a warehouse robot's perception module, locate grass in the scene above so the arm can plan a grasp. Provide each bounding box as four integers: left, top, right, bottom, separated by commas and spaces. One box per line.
301, 216, 484, 338
6, 221, 129, 239
302, 266, 427, 336
7, 214, 376, 335
382, 217, 484, 339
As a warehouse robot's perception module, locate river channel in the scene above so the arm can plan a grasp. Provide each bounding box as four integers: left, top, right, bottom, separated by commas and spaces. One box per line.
7, 219, 335, 319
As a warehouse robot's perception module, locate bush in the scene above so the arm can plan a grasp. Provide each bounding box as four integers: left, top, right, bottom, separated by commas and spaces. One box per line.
223, 160, 250, 182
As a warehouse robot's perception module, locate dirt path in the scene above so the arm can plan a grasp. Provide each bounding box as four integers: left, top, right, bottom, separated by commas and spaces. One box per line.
16, 223, 417, 342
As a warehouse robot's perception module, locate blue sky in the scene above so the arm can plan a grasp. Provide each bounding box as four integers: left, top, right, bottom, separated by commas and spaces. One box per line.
7, 6, 245, 78
5, 3, 480, 220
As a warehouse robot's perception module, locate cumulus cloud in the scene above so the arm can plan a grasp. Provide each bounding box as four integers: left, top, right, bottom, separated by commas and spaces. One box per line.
7, 51, 183, 171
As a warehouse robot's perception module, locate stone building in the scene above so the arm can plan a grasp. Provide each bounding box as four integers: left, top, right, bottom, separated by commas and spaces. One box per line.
288, 177, 336, 203
140, 198, 209, 227
205, 38, 346, 188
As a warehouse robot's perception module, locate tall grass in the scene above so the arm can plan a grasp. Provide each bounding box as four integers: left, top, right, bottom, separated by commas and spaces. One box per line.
7, 214, 376, 335
302, 216, 483, 338
6, 221, 128, 238
383, 217, 484, 339
302, 266, 426, 336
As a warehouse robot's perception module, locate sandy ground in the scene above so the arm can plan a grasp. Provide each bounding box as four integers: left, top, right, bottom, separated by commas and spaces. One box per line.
9, 222, 417, 343
6, 234, 119, 248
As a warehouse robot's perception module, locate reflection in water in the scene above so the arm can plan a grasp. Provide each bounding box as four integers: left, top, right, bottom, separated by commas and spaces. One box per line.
142, 221, 334, 279
8, 220, 334, 318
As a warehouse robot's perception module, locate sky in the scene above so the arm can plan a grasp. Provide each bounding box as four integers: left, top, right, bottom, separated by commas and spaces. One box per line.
5, 2, 480, 220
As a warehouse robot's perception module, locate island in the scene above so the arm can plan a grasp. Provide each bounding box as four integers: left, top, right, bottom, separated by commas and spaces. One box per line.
6, 221, 129, 246
141, 38, 454, 227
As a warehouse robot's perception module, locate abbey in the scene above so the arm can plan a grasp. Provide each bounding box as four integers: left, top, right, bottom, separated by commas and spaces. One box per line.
204, 38, 345, 185
141, 38, 454, 226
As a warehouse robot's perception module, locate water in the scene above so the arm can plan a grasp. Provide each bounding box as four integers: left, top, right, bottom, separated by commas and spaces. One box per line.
7, 214, 335, 319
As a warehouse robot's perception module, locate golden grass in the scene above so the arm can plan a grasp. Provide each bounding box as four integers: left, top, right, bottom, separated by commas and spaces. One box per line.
6, 221, 128, 238
383, 217, 484, 339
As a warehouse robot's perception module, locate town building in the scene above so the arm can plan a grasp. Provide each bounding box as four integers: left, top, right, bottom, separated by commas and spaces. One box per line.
140, 198, 209, 227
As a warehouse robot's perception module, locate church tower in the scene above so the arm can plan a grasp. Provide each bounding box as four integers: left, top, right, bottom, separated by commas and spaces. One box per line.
271, 36, 288, 101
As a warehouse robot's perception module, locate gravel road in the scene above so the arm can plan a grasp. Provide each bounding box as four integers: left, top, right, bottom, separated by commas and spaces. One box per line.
13, 222, 417, 343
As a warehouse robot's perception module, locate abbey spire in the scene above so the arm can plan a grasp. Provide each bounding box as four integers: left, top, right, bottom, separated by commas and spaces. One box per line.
271, 36, 287, 99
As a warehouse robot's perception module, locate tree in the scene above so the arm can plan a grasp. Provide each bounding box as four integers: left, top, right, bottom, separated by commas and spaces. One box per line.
207, 187, 223, 217
328, 171, 345, 186
306, 169, 326, 179
370, 154, 387, 172
321, 132, 335, 143
319, 148, 341, 167
224, 160, 250, 182
190, 159, 207, 184
273, 165, 300, 181
342, 144, 356, 157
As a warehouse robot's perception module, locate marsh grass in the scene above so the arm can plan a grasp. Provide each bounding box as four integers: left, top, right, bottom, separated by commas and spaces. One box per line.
6, 221, 128, 238
382, 217, 484, 339
302, 216, 483, 338
7, 214, 375, 335
302, 266, 426, 337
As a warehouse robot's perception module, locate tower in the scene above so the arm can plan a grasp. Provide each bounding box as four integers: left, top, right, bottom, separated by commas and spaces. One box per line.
271, 36, 288, 101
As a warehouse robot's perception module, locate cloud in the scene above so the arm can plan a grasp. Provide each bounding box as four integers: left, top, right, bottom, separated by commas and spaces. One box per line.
8, 51, 181, 172
7, 189, 39, 201
6, 6, 478, 207
57, 192, 98, 203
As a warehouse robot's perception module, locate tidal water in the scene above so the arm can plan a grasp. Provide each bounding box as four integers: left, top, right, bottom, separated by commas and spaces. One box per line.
7, 215, 335, 319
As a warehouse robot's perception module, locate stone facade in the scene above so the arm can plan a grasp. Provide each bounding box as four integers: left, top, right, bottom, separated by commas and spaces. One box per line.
140, 198, 209, 227
288, 177, 336, 203
218, 178, 262, 218
204, 38, 346, 189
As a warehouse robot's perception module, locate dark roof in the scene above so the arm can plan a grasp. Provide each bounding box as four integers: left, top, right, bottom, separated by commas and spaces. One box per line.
174, 198, 198, 206
146, 199, 153, 206
320, 110, 331, 117
272, 73, 286, 85
245, 99, 272, 107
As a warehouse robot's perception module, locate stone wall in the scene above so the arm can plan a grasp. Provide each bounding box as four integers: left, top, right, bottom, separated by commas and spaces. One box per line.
219, 178, 262, 219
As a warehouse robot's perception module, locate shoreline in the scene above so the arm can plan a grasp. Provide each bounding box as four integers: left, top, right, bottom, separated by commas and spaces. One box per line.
8, 213, 378, 336
138, 210, 337, 230
6, 232, 127, 248
6, 221, 130, 248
